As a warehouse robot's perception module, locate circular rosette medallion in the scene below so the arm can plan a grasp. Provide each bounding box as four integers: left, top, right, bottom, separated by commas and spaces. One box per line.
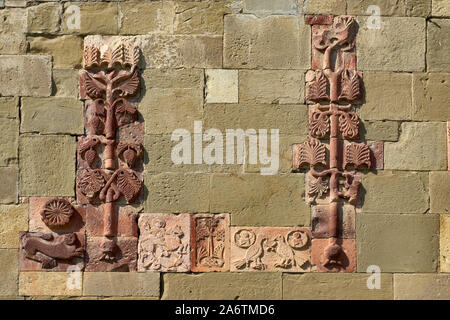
234, 229, 256, 249
286, 228, 311, 250
40, 198, 74, 228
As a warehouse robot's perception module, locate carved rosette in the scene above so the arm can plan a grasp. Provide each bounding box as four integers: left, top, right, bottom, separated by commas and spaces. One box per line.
78, 39, 144, 268
40, 198, 74, 228
296, 15, 374, 272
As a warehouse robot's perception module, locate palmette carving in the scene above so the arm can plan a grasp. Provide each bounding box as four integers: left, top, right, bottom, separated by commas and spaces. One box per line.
298, 139, 326, 168
78, 40, 143, 267
231, 227, 311, 272
344, 143, 371, 169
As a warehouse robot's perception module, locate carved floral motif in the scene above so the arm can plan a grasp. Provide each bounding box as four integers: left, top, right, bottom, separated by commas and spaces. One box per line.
40, 199, 74, 228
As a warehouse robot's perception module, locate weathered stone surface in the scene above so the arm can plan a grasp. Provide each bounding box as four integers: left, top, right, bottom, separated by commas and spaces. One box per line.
28, 197, 85, 234
27, 2, 61, 34
412, 73, 450, 120
369, 141, 384, 170
0, 118, 18, 166
206, 69, 238, 104
119, 1, 173, 34
347, 0, 431, 17
19, 135, 76, 196
244, 0, 298, 14
0, 8, 26, 54
394, 274, 450, 300
144, 173, 210, 213
0, 167, 17, 204
85, 205, 137, 238
0, 97, 18, 119
62, 2, 118, 35
191, 214, 230, 272
360, 72, 412, 120
83, 272, 160, 297
432, 0, 450, 16
384, 122, 447, 170
230, 227, 311, 272
174, 1, 231, 34
362, 120, 399, 141
29, 36, 83, 68
19, 231, 85, 272
428, 19, 450, 72
5, 0, 26, 7
357, 17, 425, 71
138, 213, 190, 272
142, 88, 203, 134
448, 121, 450, 171
0, 55, 52, 97
239, 70, 304, 104
142, 68, 204, 89
0, 205, 28, 248
283, 273, 393, 300
211, 174, 310, 227
53, 69, 79, 97
141, 35, 222, 68
19, 272, 82, 296
430, 172, 450, 214
303, 0, 346, 14
363, 171, 428, 213
357, 214, 439, 272
441, 215, 450, 272
311, 239, 356, 272
0, 249, 18, 296
224, 15, 310, 69
204, 104, 308, 136
162, 273, 282, 299
21, 97, 83, 135
85, 237, 137, 272
312, 205, 355, 239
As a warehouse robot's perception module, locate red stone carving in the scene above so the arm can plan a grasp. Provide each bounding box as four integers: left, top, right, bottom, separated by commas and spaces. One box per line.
311, 238, 356, 272
191, 214, 229, 272
78, 40, 143, 267
19, 232, 84, 271
40, 198, 74, 228
296, 16, 376, 272
230, 227, 311, 272
305, 15, 333, 25
138, 214, 190, 272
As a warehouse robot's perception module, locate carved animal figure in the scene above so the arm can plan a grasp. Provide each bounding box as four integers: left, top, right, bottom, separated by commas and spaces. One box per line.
22, 233, 84, 269
272, 235, 296, 268
233, 235, 267, 270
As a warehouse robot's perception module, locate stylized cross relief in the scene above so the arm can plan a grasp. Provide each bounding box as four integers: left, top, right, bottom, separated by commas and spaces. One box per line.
294, 16, 370, 272
78, 41, 143, 261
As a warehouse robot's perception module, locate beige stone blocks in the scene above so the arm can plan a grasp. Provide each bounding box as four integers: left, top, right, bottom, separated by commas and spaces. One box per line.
206, 69, 238, 104
430, 172, 450, 214
427, 19, 450, 72
19, 272, 82, 297
29, 35, 83, 68
119, 1, 173, 35
27, 2, 61, 34
19, 135, 76, 196
0, 167, 18, 204
347, 0, 431, 17
0, 117, 18, 166
223, 15, 311, 69
412, 73, 450, 121
83, 272, 160, 297
283, 273, 394, 300
0, 8, 26, 54
357, 17, 426, 71
356, 214, 439, 272
0, 55, 52, 97
0, 205, 28, 248
162, 273, 282, 299
362, 171, 429, 214
384, 122, 447, 170
239, 70, 305, 104
441, 215, 450, 272
0, 249, 19, 296
394, 274, 450, 299
432, 0, 450, 16
21, 97, 83, 135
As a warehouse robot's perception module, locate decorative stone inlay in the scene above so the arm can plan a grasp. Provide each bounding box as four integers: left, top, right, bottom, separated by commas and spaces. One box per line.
19, 231, 84, 271
78, 39, 143, 269
294, 15, 373, 272
40, 198, 74, 228
230, 227, 311, 272
138, 213, 190, 272
190, 214, 230, 272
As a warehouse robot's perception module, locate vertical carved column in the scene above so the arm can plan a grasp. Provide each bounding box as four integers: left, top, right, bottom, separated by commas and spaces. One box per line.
78, 40, 143, 267
294, 16, 369, 272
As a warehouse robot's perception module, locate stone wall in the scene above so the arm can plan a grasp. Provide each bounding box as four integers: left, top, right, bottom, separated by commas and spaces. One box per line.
0, 0, 449, 300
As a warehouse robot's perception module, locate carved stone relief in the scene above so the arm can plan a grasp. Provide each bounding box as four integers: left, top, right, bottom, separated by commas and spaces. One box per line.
230, 227, 311, 272
138, 214, 190, 272
294, 15, 374, 272
191, 214, 230, 272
